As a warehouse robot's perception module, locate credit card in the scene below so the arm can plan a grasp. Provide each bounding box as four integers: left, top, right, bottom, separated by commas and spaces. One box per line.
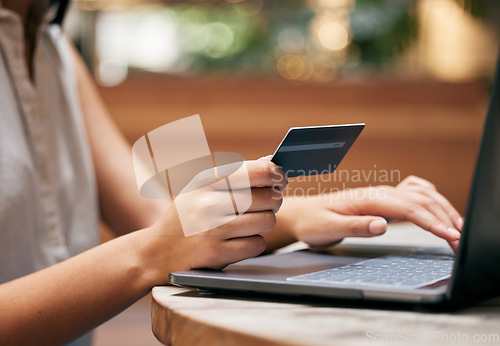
271, 123, 365, 178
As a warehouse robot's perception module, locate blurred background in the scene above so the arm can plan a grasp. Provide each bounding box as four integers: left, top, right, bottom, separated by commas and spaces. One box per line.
66, 0, 499, 213
62, 1, 499, 344
69, 0, 499, 84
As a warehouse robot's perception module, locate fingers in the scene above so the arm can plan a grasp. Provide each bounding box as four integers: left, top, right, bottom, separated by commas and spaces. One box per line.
396, 177, 463, 241
184, 158, 287, 194
206, 160, 286, 193
170, 156, 284, 270
402, 201, 461, 241
216, 235, 267, 268
331, 215, 388, 238
398, 175, 436, 190
408, 192, 459, 234
231, 187, 282, 213
225, 235, 267, 259
335, 196, 461, 253
398, 176, 463, 231
191, 235, 266, 270
237, 160, 287, 190
331, 178, 463, 244
408, 186, 463, 231
448, 239, 460, 253
297, 209, 388, 247
215, 211, 277, 239
376, 192, 461, 242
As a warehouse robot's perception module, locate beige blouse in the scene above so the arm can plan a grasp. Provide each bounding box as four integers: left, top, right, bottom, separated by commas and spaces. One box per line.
0, 4, 99, 345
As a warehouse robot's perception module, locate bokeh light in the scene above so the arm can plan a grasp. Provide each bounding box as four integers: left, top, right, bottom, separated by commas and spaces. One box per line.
277, 54, 313, 81
127, 9, 180, 70
202, 22, 235, 58
318, 22, 349, 51
73, 0, 498, 85
98, 60, 127, 86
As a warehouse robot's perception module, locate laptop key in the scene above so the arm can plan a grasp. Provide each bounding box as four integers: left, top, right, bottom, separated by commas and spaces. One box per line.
287, 253, 455, 289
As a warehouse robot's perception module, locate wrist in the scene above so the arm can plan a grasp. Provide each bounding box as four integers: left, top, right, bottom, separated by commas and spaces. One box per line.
265, 197, 303, 251
130, 222, 189, 289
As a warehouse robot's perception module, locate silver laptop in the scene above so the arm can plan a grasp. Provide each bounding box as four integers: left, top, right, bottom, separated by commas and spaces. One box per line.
169, 57, 500, 308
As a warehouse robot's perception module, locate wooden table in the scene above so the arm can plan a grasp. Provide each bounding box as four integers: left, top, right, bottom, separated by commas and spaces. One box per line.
151, 223, 500, 345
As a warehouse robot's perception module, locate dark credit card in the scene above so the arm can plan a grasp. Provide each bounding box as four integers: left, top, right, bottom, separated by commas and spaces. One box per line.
271, 123, 365, 178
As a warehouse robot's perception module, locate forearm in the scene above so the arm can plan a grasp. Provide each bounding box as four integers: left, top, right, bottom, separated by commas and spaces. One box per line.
83, 93, 168, 234
0, 227, 175, 345
71, 41, 167, 236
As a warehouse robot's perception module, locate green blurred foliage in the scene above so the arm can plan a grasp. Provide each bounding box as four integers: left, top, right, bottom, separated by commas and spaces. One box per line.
171, 0, 313, 76
349, 0, 418, 68
171, 0, 417, 75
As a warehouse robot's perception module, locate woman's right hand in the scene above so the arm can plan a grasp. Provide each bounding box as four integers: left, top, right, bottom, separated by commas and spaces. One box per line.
145, 157, 287, 284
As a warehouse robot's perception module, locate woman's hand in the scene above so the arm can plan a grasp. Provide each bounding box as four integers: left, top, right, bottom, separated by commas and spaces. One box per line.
146, 157, 287, 282
278, 176, 463, 251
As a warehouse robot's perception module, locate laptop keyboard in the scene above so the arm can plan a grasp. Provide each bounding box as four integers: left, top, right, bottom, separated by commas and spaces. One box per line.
287, 252, 455, 289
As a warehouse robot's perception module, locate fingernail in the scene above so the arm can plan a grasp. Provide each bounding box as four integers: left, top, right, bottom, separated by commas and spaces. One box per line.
369, 219, 387, 235
457, 217, 464, 230
447, 227, 461, 240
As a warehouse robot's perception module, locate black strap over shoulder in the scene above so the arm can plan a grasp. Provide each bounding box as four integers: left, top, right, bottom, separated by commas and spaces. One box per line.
50, 0, 70, 26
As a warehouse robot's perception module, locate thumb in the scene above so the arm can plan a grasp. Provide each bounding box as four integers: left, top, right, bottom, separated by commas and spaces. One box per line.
330, 214, 387, 238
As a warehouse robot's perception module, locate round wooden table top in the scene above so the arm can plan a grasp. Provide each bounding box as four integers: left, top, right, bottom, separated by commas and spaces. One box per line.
151, 223, 500, 346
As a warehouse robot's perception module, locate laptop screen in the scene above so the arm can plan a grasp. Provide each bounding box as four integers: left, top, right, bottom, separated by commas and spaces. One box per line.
448, 54, 500, 304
